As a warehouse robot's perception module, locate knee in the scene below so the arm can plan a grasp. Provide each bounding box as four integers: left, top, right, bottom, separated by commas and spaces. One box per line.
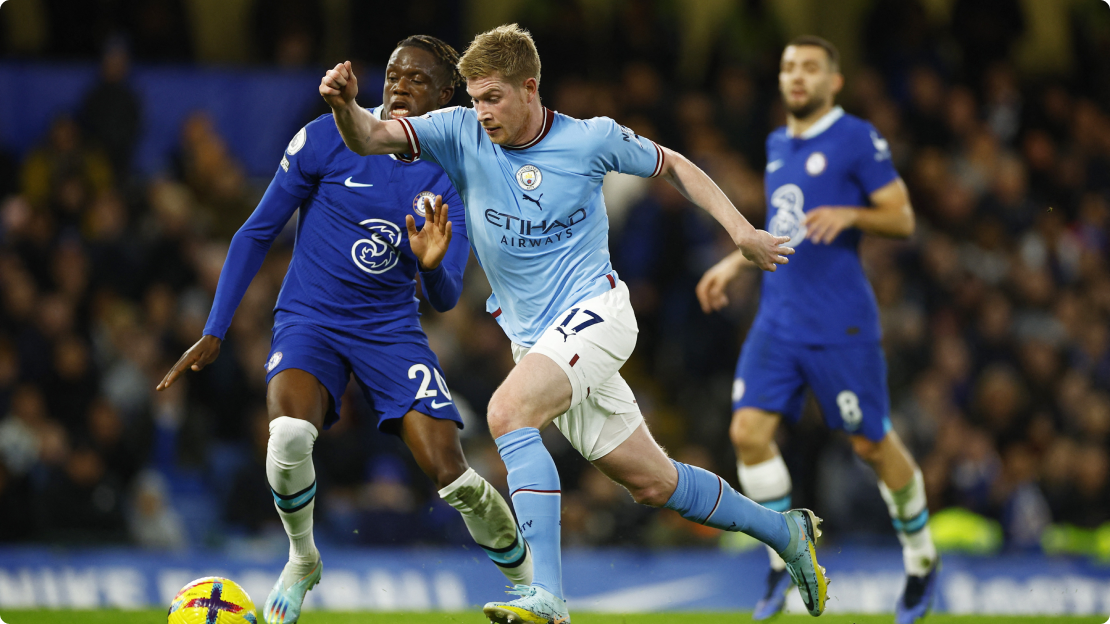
486, 393, 520, 439
625, 473, 677, 508
730, 410, 773, 459
851, 436, 882, 464
431, 461, 468, 490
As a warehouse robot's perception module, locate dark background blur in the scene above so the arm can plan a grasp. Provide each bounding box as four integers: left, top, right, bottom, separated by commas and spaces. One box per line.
0, 0, 1109, 560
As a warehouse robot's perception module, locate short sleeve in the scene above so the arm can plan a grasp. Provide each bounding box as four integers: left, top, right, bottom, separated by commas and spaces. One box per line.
591, 117, 664, 178
852, 123, 900, 195
439, 181, 467, 242
396, 106, 467, 173
274, 124, 321, 198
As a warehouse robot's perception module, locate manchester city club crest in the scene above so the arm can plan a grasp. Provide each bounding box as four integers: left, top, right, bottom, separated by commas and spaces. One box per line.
516, 164, 542, 191
413, 191, 437, 216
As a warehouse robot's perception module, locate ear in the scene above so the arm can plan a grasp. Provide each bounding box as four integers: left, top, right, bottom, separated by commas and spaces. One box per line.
438, 85, 454, 106
522, 77, 539, 103
831, 72, 845, 97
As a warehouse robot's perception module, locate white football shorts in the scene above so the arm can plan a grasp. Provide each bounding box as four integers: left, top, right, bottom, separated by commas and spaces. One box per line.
510, 279, 644, 461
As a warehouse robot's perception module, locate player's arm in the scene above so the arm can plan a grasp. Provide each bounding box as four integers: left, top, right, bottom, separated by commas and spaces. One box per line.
156, 179, 301, 390
320, 61, 411, 156
804, 178, 915, 244
696, 249, 756, 313
658, 146, 793, 271
407, 194, 468, 312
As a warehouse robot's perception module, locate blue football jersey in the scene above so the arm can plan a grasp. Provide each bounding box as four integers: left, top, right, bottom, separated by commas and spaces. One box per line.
398, 107, 664, 346
752, 107, 899, 344
272, 108, 466, 332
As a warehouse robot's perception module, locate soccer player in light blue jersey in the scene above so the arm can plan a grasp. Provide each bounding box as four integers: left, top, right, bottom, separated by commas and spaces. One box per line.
321, 24, 829, 623
159, 37, 532, 624
697, 37, 938, 623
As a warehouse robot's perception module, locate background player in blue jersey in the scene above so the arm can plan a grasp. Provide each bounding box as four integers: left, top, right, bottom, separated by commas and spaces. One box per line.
157, 36, 532, 624
321, 24, 830, 624
697, 37, 937, 623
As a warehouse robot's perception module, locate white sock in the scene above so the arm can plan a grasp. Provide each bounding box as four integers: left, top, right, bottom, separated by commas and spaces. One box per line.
879, 468, 937, 576
440, 467, 533, 585
267, 416, 320, 573
738, 456, 792, 572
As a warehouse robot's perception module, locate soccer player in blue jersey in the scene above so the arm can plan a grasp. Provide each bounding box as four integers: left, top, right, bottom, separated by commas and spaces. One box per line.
697, 37, 938, 623
157, 36, 534, 624
320, 24, 829, 623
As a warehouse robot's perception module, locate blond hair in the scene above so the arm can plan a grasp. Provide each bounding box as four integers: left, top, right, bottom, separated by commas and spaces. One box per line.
458, 23, 541, 85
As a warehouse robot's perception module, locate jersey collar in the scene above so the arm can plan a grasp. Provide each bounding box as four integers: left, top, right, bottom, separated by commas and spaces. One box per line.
502, 107, 555, 150
790, 105, 845, 139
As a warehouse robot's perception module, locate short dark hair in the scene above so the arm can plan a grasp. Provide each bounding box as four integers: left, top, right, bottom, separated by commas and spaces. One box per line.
787, 35, 840, 71
396, 35, 465, 87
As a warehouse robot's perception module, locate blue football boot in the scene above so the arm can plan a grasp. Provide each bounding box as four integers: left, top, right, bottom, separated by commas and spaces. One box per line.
895, 561, 939, 624
263, 556, 322, 624
483, 584, 570, 624
780, 509, 828, 617
752, 567, 794, 620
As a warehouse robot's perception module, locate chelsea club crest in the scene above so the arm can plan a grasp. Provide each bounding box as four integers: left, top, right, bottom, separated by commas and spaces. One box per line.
413, 191, 436, 216
516, 164, 542, 191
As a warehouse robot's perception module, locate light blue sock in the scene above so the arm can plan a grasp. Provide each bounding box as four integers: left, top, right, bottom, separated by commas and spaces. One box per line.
664, 460, 791, 552
496, 427, 563, 599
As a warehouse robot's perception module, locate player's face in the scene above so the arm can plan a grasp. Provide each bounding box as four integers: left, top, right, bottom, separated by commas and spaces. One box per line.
382, 46, 453, 119
467, 74, 535, 145
779, 45, 841, 120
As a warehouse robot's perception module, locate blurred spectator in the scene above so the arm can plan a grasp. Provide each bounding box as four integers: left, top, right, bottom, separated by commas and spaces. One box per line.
19, 117, 113, 216
79, 40, 142, 180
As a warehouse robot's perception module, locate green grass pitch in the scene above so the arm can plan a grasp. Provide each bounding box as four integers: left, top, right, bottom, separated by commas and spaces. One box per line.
0, 612, 1103, 624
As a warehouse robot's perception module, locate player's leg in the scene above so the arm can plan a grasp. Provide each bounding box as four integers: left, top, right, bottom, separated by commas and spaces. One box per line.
806, 341, 937, 622
398, 410, 533, 586
484, 282, 637, 623
592, 422, 787, 542
590, 418, 827, 616
261, 326, 349, 624
851, 431, 938, 623
731, 407, 797, 619
266, 367, 329, 565
486, 352, 572, 598
263, 369, 330, 624
728, 328, 809, 617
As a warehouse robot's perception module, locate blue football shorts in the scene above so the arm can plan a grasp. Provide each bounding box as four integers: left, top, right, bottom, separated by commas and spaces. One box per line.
264, 322, 462, 432
732, 328, 892, 441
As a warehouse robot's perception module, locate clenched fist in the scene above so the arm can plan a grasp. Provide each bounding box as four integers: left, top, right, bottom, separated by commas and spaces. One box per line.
320, 60, 359, 109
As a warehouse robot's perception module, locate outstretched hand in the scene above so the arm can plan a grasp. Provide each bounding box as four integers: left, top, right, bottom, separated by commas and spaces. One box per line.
157, 335, 221, 391
737, 230, 794, 272
320, 60, 359, 109
407, 195, 453, 271
696, 252, 748, 313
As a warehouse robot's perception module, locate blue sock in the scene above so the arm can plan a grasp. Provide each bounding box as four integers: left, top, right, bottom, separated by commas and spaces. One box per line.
496, 428, 563, 599
664, 460, 791, 553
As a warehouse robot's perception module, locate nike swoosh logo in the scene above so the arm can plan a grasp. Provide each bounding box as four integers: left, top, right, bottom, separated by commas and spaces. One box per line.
344, 177, 373, 188
766, 159, 784, 172
430, 401, 452, 409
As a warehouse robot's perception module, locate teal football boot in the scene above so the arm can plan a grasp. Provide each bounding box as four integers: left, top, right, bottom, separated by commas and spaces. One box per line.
263, 556, 322, 624
780, 509, 828, 617
483, 584, 570, 624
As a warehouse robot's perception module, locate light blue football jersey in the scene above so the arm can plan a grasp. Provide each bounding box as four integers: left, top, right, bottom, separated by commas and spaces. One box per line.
399, 107, 664, 346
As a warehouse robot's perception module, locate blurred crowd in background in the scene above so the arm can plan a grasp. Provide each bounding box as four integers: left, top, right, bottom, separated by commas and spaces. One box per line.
1, 0, 1110, 558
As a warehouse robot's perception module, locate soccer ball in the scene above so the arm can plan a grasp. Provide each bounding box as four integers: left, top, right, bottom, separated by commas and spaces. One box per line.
168, 576, 258, 624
